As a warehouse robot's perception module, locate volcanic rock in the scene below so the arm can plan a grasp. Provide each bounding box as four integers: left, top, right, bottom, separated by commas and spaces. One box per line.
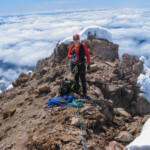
0, 38, 149, 150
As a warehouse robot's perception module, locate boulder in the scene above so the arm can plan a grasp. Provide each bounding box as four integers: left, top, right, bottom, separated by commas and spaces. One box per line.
80, 106, 95, 114
132, 61, 143, 76
87, 64, 99, 73
16, 73, 29, 86
115, 131, 133, 143
114, 108, 131, 117
71, 117, 79, 127
106, 141, 127, 150
135, 97, 150, 114
38, 85, 51, 94
2, 111, 9, 119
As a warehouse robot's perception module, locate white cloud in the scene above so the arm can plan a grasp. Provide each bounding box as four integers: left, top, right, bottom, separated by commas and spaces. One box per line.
0, 8, 150, 91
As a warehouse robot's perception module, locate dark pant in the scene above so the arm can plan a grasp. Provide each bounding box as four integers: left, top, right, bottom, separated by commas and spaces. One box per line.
71, 62, 87, 95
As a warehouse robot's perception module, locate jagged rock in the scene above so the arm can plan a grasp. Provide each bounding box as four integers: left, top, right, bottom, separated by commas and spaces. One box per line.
37, 79, 44, 85
135, 97, 150, 114
94, 74, 106, 84
142, 114, 150, 123
54, 124, 64, 131
106, 141, 126, 150
1, 38, 149, 150
114, 108, 131, 117
39, 67, 48, 75
50, 91, 56, 97
43, 75, 52, 83
7, 92, 16, 99
115, 131, 133, 143
87, 64, 99, 73
28, 86, 34, 95
42, 70, 61, 83
29, 71, 36, 79
84, 39, 119, 62
2, 108, 16, 118
12, 81, 17, 87
9, 108, 16, 117
56, 135, 74, 142
107, 84, 119, 92
38, 85, 51, 93
16, 73, 29, 86
132, 61, 143, 75
80, 106, 95, 114
71, 117, 79, 127
2, 111, 9, 119
26, 135, 60, 150
25, 96, 33, 101
93, 86, 104, 99
36, 58, 50, 74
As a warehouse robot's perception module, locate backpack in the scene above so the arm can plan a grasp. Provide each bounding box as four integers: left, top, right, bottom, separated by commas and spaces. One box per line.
45, 94, 74, 107
59, 78, 77, 96
71, 44, 86, 63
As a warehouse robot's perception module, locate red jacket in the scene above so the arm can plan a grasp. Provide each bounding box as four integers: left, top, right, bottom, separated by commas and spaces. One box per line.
68, 44, 90, 64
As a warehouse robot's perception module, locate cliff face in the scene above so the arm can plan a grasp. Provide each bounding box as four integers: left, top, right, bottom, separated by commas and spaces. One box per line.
0, 38, 150, 150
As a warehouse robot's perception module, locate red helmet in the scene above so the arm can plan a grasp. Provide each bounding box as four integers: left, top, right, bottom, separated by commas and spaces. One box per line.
73, 34, 80, 40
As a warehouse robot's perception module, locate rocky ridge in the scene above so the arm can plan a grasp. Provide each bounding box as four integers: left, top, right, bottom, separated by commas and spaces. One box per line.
0, 38, 150, 150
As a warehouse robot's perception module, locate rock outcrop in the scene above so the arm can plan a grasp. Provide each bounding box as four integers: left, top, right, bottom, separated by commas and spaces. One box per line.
0, 38, 149, 150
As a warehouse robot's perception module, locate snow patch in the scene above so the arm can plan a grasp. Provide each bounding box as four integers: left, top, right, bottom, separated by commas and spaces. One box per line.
127, 117, 150, 150
0, 90, 2, 94
6, 84, 14, 90
27, 70, 32, 75
137, 56, 150, 103
59, 26, 112, 44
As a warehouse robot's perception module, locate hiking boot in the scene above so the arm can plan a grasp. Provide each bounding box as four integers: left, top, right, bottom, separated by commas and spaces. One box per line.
82, 92, 87, 99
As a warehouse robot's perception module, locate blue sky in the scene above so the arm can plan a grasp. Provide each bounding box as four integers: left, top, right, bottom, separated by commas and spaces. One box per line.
0, 0, 150, 15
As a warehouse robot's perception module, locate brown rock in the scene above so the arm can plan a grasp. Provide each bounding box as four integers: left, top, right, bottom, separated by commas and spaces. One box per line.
12, 81, 17, 87
133, 61, 143, 76
87, 64, 99, 73
115, 131, 133, 143
30, 71, 36, 79
114, 108, 131, 117
86, 39, 119, 62
2, 111, 9, 119
28, 86, 34, 95
9, 108, 16, 117
56, 135, 73, 142
38, 84, 51, 93
71, 117, 79, 127
142, 114, 150, 124
107, 84, 118, 92
54, 124, 64, 131
106, 141, 127, 150
51, 91, 56, 97
136, 97, 150, 114
16, 73, 28, 85
7, 92, 16, 99
25, 96, 33, 101
80, 106, 95, 114
93, 86, 104, 99
39, 67, 48, 75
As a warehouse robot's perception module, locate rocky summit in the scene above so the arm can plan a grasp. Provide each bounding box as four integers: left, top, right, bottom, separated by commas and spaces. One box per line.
0, 38, 150, 150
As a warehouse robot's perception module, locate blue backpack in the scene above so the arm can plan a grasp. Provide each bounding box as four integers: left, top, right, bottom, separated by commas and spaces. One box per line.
45, 95, 74, 107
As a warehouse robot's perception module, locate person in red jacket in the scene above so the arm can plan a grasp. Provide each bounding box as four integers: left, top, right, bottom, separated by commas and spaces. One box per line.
68, 34, 90, 97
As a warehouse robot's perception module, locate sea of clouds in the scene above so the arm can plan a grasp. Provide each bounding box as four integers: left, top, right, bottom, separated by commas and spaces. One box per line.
0, 8, 150, 91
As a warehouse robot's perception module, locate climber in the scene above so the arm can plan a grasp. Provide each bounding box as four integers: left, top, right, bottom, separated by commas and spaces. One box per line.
68, 34, 91, 97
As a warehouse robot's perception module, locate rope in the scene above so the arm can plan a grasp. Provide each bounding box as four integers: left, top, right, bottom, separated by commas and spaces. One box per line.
77, 104, 86, 150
